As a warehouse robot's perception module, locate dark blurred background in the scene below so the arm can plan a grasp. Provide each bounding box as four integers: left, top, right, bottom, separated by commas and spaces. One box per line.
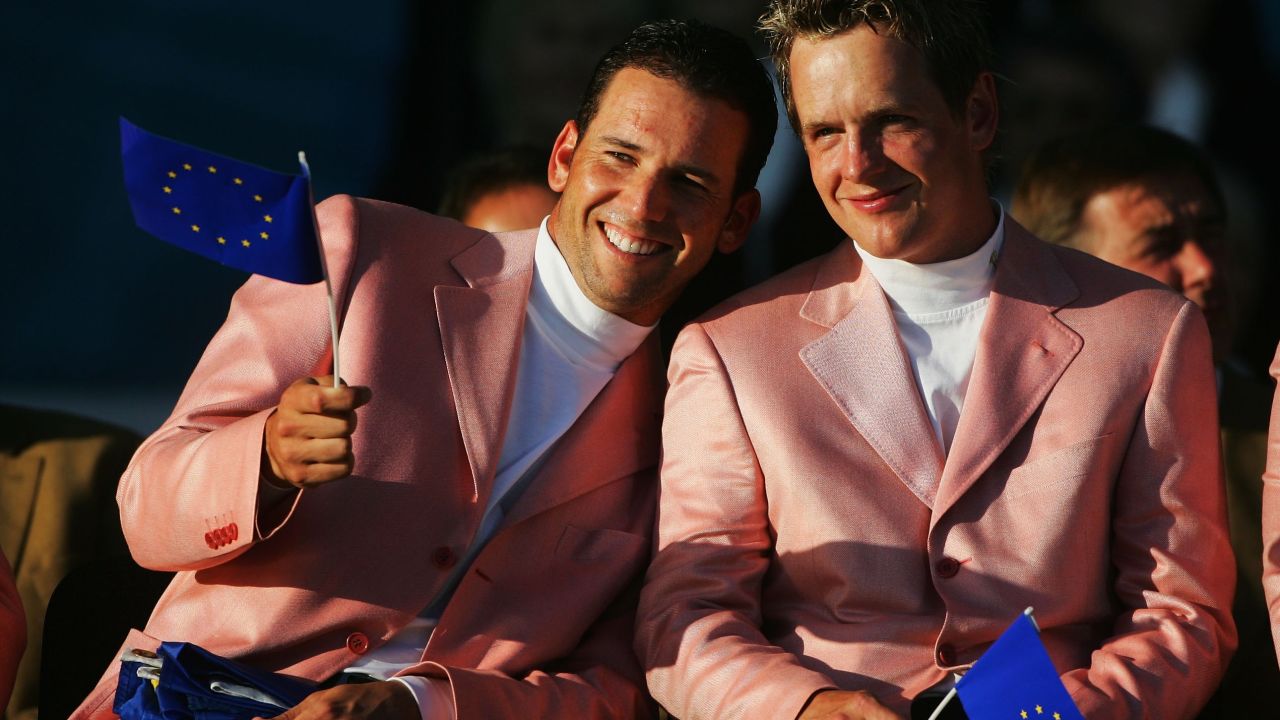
2, 0, 1278, 434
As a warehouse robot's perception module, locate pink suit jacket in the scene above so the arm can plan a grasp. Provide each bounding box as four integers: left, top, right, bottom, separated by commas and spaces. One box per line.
1261, 343, 1280, 665
637, 219, 1235, 720
74, 195, 661, 718
1, 548, 23, 709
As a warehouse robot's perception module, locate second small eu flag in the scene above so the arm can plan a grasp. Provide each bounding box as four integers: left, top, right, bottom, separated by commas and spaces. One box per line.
955, 613, 1084, 720
119, 117, 323, 284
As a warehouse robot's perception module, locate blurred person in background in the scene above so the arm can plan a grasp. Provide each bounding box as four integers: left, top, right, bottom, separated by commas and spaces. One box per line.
1014, 123, 1274, 717
437, 146, 559, 234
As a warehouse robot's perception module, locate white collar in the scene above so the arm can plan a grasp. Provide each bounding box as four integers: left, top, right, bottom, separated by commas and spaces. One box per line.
854, 205, 1006, 316
531, 217, 652, 371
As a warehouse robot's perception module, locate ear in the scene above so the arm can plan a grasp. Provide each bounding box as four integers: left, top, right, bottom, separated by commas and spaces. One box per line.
966, 71, 998, 153
548, 120, 579, 192
716, 188, 762, 254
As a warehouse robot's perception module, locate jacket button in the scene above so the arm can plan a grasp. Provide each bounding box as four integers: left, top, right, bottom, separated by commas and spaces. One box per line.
204, 532, 217, 549
431, 546, 457, 569
936, 557, 960, 578
346, 632, 369, 655
228, 522, 239, 541
937, 643, 956, 666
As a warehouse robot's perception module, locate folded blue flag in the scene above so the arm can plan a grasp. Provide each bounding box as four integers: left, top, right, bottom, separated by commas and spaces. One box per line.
119, 117, 324, 284
114, 641, 317, 720
955, 613, 1084, 720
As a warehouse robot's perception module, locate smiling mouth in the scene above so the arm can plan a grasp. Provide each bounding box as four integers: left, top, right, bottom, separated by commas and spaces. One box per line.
603, 223, 664, 256
844, 184, 911, 211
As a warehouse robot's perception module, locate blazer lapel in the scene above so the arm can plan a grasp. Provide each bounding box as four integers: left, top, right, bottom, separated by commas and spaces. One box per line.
932, 222, 1083, 521
501, 333, 664, 527
799, 243, 945, 507
435, 229, 536, 502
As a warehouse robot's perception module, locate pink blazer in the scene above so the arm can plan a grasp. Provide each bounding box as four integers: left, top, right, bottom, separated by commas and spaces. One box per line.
637, 220, 1235, 720
1261, 343, 1280, 666
74, 196, 661, 718
0, 548, 23, 709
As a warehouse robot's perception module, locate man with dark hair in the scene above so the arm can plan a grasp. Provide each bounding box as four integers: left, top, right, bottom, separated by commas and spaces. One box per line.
437, 147, 559, 234
1014, 124, 1276, 717
636, 2, 1234, 719
72, 18, 774, 720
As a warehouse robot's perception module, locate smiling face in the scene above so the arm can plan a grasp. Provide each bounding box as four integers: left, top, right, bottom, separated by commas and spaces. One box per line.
789, 24, 997, 263
546, 68, 759, 326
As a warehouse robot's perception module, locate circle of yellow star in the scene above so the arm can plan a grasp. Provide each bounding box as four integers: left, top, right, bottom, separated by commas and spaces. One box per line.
1035, 706, 1043, 715
263, 214, 273, 223
172, 207, 181, 215
260, 231, 269, 239
191, 224, 200, 232
217, 237, 226, 245
241, 239, 251, 247
162, 186, 172, 194
253, 194, 263, 202
1020, 712, 1028, 719
167, 171, 177, 178
182, 163, 192, 171
208, 166, 217, 173
1053, 713, 1061, 720
233, 177, 243, 185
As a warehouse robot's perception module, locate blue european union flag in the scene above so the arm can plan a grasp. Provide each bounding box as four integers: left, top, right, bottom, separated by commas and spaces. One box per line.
119, 117, 324, 284
955, 614, 1084, 720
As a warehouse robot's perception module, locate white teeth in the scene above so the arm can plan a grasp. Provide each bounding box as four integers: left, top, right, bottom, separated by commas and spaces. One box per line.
604, 225, 661, 256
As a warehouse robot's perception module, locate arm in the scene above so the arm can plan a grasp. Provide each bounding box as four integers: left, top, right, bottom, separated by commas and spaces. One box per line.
117, 195, 361, 571
635, 324, 840, 720
1261, 342, 1280, 667
0, 548, 23, 709
1061, 302, 1237, 718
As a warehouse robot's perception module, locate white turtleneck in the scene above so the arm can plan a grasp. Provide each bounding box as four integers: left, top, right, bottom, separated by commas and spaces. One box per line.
853, 210, 1005, 454
352, 218, 653, 717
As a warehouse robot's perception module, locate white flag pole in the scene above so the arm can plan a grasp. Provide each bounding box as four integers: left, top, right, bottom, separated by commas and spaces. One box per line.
297, 151, 340, 389
926, 688, 958, 720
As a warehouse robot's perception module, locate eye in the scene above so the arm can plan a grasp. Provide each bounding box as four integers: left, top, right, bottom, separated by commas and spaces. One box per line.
805, 126, 840, 147
606, 150, 635, 164
676, 175, 710, 195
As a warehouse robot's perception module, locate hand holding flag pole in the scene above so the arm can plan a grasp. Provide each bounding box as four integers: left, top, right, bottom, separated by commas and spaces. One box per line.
927, 608, 1084, 720
120, 118, 340, 387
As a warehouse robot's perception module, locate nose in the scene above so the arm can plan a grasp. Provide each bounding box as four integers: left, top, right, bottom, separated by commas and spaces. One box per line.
1176, 239, 1219, 295
840, 131, 884, 183
619, 170, 670, 223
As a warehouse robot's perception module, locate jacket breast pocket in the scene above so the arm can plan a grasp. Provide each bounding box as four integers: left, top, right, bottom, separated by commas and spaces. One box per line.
554, 524, 647, 565
1000, 432, 1117, 501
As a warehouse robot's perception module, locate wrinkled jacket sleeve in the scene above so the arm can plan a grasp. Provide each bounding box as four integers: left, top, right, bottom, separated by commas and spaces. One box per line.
1262, 342, 1280, 667
116, 195, 360, 571
1061, 301, 1237, 718
635, 323, 835, 720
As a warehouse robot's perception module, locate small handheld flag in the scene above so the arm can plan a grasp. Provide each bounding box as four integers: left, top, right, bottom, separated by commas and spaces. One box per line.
929, 609, 1084, 720
119, 118, 341, 386
119, 117, 323, 284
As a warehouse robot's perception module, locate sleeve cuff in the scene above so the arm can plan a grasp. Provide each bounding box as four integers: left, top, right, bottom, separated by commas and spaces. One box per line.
392, 676, 457, 720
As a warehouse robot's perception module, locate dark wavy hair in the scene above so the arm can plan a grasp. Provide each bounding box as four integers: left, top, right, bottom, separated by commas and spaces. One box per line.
575, 19, 778, 196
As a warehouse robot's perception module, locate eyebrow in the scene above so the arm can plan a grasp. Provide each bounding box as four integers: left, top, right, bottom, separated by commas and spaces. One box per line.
599, 134, 724, 187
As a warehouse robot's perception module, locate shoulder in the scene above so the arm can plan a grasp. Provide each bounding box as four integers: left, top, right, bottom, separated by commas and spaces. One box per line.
1006, 219, 1195, 326
316, 194, 492, 259
697, 241, 849, 330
